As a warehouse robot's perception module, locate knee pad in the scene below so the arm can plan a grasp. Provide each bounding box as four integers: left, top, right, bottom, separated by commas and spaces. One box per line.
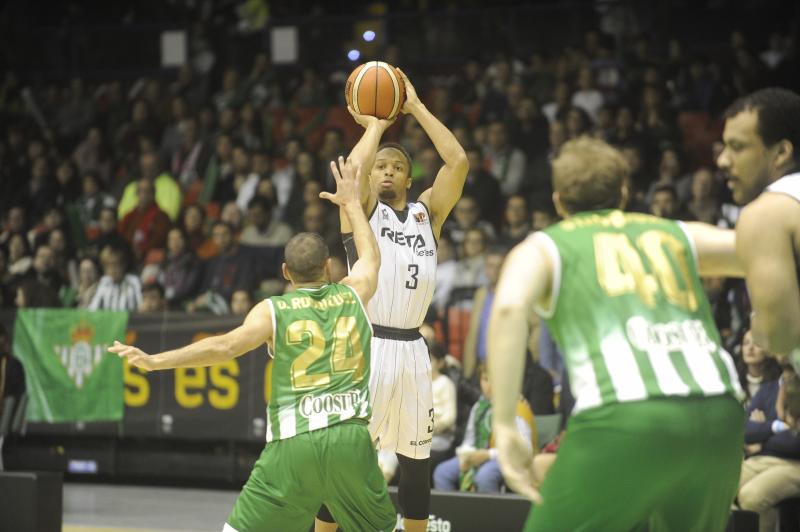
398, 455, 431, 520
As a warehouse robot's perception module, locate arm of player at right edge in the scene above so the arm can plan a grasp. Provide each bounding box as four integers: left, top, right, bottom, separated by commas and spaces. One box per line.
736, 195, 800, 355
487, 236, 553, 503
321, 156, 381, 305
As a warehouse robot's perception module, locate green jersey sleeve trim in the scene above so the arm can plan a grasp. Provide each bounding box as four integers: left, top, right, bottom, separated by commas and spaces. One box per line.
676, 221, 699, 265
532, 232, 562, 319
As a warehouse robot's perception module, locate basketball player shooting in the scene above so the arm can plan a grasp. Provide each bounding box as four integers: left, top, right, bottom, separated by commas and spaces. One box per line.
315, 68, 468, 532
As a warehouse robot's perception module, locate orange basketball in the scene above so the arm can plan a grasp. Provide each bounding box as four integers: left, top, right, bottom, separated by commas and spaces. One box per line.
345, 61, 406, 120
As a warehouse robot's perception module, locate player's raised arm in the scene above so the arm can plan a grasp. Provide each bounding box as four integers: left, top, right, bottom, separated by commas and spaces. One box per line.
108, 300, 273, 370
321, 156, 381, 304
399, 69, 468, 239
737, 194, 800, 354
345, 108, 395, 215
487, 236, 552, 503
682, 222, 745, 278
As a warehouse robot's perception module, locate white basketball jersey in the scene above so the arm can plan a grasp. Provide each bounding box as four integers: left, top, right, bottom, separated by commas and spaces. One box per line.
767, 172, 800, 202
361, 201, 437, 328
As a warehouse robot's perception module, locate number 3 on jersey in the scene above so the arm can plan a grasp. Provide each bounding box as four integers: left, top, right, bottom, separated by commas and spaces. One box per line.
288, 317, 365, 391
406, 264, 419, 290
593, 230, 698, 311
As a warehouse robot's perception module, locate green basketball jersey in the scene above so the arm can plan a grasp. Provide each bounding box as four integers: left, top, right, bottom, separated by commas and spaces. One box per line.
538, 209, 743, 414
265, 283, 372, 442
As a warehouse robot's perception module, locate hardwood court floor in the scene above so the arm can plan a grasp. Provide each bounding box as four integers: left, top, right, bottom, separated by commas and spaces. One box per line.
63, 483, 240, 532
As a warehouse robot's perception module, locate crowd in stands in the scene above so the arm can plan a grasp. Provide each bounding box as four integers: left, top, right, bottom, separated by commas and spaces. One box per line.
2, 5, 800, 520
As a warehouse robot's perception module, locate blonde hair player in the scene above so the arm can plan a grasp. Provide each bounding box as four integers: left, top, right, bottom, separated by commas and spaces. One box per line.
315, 68, 468, 532
489, 137, 747, 531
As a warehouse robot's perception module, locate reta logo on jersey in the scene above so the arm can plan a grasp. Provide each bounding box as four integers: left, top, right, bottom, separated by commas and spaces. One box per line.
380, 227, 434, 256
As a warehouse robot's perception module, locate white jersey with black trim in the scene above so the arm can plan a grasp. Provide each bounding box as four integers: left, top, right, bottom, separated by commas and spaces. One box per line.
359, 201, 437, 329
767, 172, 800, 202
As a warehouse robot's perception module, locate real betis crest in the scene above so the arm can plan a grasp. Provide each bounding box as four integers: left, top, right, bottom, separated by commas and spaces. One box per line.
54, 319, 109, 388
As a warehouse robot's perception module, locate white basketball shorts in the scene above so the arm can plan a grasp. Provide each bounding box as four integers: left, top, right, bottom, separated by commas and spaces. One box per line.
368, 335, 433, 459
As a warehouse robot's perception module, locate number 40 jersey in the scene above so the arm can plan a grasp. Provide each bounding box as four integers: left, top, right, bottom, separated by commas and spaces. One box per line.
359, 201, 438, 329
536, 209, 743, 415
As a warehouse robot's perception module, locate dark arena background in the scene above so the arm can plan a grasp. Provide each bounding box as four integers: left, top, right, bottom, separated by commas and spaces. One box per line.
1, 0, 800, 530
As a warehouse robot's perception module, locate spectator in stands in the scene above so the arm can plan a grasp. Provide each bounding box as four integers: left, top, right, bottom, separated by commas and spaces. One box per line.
737, 329, 782, 408
300, 201, 339, 259
430, 341, 458, 475
645, 144, 688, 205
25, 156, 56, 221
170, 118, 207, 189
433, 364, 535, 493
484, 120, 526, 196
564, 106, 592, 139
445, 195, 496, 246
685, 166, 721, 224
230, 144, 260, 211
199, 133, 233, 205
738, 370, 800, 532
462, 145, 503, 225
139, 282, 166, 313
160, 96, 190, 162
508, 96, 550, 162
453, 228, 490, 293
88, 246, 142, 311
188, 221, 254, 312
47, 228, 78, 292
649, 183, 689, 220
463, 248, 505, 381
75, 257, 100, 308
88, 206, 132, 263
76, 171, 116, 236
72, 126, 112, 183
53, 159, 81, 207
19, 244, 64, 306
220, 200, 244, 238
230, 289, 253, 315
0, 206, 27, 247
118, 178, 171, 264
180, 204, 214, 258
15, 278, 61, 308
28, 206, 66, 249
498, 195, 530, 248
6, 232, 32, 279
118, 151, 182, 222
239, 196, 293, 248
542, 81, 571, 123
160, 227, 202, 309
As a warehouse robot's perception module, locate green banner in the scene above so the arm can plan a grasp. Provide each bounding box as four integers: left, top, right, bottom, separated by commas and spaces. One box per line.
13, 309, 128, 422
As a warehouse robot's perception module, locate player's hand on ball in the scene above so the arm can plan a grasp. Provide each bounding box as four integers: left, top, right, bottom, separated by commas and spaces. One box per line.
395, 68, 420, 113
347, 105, 395, 131
321, 156, 362, 207
108, 340, 156, 371
494, 423, 542, 504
